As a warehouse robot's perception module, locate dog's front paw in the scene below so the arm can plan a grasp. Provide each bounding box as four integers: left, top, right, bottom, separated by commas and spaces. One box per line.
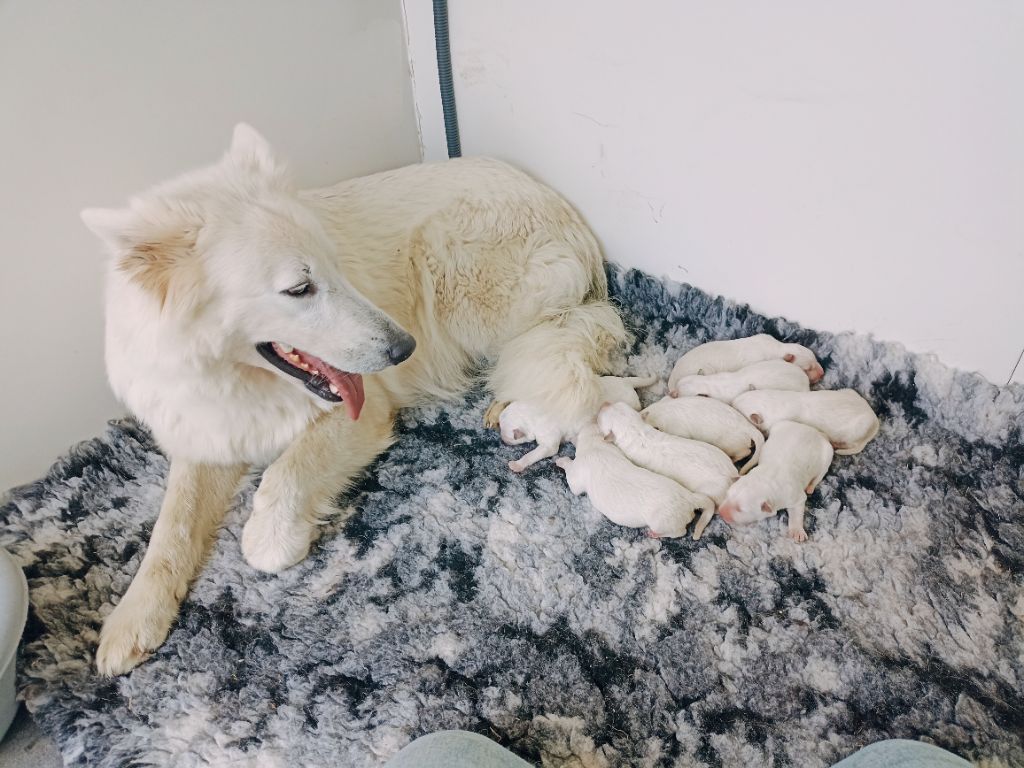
96, 584, 177, 676
242, 483, 318, 573
787, 527, 808, 543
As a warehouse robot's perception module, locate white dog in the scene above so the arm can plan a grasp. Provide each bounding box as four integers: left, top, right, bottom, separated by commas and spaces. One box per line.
668, 334, 824, 392
556, 425, 715, 539
717, 420, 834, 541
596, 402, 737, 504
731, 389, 880, 455
671, 360, 810, 403
641, 396, 764, 474
81, 124, 626, 674
499, 375, 656, 472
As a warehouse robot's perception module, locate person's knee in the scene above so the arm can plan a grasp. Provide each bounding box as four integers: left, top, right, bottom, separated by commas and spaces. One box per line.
385, 731, 533, 768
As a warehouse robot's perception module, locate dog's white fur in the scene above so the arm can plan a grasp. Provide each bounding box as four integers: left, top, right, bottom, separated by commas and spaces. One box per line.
499, 375, 656, 472
667, 334, 824, 393
717, 420, 834, 541
641, 395, 764, 474
556, 425, 715, 539
596, 402, 738, 505
671, 360, 810, 403
731, 389, 880, 455
82, 124, 625, 674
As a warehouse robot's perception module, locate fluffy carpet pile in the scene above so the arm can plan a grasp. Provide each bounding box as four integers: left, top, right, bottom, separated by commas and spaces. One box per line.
2, 268, 1022, 768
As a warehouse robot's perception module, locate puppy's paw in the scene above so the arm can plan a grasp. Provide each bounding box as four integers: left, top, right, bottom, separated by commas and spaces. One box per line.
483, 400, 509, 430
508, 460, 525, 473
96, 585, 177, 676
788, 527, 808, 543
242, 481, 318, 573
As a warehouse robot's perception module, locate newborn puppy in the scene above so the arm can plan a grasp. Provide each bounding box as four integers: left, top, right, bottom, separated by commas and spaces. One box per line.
500, 375, 656, 472
717, 420, 833, 542
731, 389, 880, 455
597, 375, 658, 410
556, 424, 715, 539
668, 334, 824, 391
642, 395, 764, 474
672, 360, 810, 403
597, 401, 738, 504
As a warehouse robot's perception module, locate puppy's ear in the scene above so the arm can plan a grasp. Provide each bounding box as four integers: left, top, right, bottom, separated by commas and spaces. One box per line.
784, 353, 795, 363
749, 413, 764, 427
603, 433, 615, 443
760, 501, 773, 515
82, 204, 203, 310
512, 429, 525, 441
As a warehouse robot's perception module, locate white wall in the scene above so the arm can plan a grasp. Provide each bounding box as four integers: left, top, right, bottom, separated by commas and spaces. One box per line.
0, 0, 421, 491
405, 1, 1024, 385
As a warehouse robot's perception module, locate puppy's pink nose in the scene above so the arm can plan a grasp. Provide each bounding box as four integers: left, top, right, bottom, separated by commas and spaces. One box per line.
809, 364, 825, 383
717, 504, 734, 524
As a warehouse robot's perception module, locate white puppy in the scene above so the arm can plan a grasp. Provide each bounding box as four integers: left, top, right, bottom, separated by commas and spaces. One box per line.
596, 402, 738, 504
668, 334, 824, 392
641, 396, 764, 474
717, 420, 833, 542
671, 360, 810, 403
556, 424, 715, 539
500, 375, 657, 472
731, 389, 880, 455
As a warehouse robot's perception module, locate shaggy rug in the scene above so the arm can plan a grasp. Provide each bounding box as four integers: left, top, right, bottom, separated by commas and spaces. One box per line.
2, 268, 1023, 768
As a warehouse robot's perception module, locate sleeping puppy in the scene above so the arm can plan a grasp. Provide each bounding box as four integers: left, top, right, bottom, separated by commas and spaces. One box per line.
717, 420, 833, 542
641, 395, 764, 474
731, 389, 880, 455
596, 401, 737, 505
556, 424, 715, 539
500, 375, 657, 472
668, 334, 824, 392
671, 360, 810, 403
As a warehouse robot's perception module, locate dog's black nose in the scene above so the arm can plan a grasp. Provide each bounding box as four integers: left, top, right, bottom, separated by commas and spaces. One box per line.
387, 333, 416, 365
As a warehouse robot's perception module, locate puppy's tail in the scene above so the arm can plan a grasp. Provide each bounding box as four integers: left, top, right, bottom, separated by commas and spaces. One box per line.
737, 429, 765, 475
488, 301, 629, 428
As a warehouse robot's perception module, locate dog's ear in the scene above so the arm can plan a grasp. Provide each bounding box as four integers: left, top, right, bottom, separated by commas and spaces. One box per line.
749, 413, 764, 427
228, 123, 278, 175
784, 353, 795, 363
81, 205, 202, 311
760, 501, 773, 515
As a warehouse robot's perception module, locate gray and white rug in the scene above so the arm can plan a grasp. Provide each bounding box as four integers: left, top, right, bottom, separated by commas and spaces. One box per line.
2, 268, 1023, 768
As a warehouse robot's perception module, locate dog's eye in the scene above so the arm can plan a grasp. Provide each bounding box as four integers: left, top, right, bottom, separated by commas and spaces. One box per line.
282, 281, 315, 297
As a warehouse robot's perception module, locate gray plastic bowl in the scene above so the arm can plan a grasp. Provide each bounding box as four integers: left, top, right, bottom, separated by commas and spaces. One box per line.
0, 546, 28, 740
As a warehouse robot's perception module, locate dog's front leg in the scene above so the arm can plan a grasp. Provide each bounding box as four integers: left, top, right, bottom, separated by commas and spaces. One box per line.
242, 386, 395, 573
96, 461, 245, 675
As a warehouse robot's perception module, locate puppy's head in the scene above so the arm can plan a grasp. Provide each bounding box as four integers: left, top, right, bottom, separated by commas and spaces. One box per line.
498, 402, 535, 445
717, 480, 775, 527
596, 401, 636, 441
781, 344, 824, 383
82, 124, 415, 420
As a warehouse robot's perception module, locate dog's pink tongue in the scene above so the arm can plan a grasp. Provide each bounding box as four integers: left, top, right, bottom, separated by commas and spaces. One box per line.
326, 370, 364, 421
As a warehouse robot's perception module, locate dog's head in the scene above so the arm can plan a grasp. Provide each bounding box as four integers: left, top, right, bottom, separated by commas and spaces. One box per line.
82, 124, 414, 421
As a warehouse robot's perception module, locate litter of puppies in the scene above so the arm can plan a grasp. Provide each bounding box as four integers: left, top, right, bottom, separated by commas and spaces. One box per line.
494, 335, 879, 541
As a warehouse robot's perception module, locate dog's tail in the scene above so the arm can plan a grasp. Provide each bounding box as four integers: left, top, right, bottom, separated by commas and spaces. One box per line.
488, 300, 629, 430
737, 430, 765, 475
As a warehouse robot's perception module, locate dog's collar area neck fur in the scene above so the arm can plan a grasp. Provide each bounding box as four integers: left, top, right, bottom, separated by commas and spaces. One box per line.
255, 341, 364, 420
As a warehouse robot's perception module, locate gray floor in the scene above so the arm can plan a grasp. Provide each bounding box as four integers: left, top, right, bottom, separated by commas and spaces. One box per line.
0, 706, 62, 767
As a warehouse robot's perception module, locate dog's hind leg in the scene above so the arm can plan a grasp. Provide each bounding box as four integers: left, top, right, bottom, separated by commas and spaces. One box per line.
488, 301, 628, 430
241, 384, 396, 573
96, 461, 246, 675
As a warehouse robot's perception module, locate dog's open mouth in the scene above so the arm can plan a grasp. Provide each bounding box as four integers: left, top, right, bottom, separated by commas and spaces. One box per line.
256, 342, 365, 420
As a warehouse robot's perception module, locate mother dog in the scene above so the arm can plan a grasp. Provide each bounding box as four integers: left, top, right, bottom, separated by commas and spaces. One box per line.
82, 125, 625, 675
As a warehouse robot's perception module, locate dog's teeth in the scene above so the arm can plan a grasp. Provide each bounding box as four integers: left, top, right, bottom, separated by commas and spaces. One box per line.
329, 384, 340, 395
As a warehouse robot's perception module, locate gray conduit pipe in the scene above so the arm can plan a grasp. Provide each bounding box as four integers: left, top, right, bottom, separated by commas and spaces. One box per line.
432, 0, 462, 158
